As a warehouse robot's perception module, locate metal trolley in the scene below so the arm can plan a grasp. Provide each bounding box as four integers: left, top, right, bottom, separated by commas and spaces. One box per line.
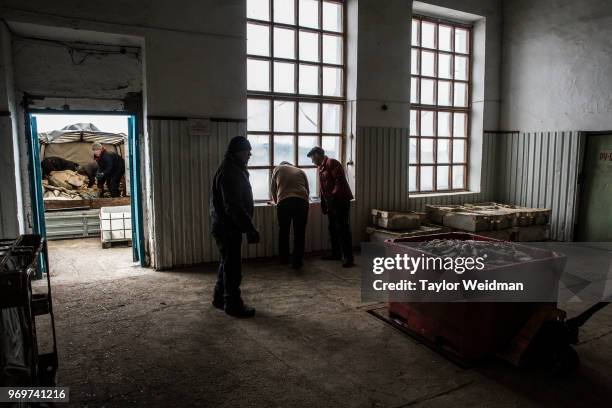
0, 235, 58, 387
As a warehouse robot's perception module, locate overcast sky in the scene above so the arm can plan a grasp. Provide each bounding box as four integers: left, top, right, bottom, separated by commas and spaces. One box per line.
33, 114, 130, 134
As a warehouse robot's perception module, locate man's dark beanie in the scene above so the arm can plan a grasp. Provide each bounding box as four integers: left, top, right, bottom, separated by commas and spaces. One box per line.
228, 136, 252, 153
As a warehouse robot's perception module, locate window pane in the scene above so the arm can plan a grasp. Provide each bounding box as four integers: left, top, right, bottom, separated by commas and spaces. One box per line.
438, 53, 452, 79
409, 167, 417, 192
421, 78, 435, 104
409, 138, 418, 164
421, 139, 434, 163
274, 135, 295, 165
421, 166, 434, 191
438, 25, 452, 51
247, 0, 270, 21
454, 56, 468, 80
247, 135, 270, 166
298, 102, 319, 132
452, 165, 465, 189
299, 0, 319, 28
249, 169, 270, 200
299, 64, 320, 95
421, 50, 435, 76
411, 19, 419, 46
322, 34, 342, 64
437, 112, 451, 136
274, 27, 295, 59
274, 0, 295, 24
247, 98, 270, 131
410, 110, 418, 136
322, 67, 342, 96
411, 49, 419, 75
454, 82, 468, 107
410, 77, 419, 103
247, 59, 270, 91
437, 139, 450, 163
421, 110, 434, 136
322, 136, 341, 160
274, 100, 295, 132
421, 21, 435, 48
299, 135, 318, 165
453, 139, 466, 163
274, 62, 296, 93
303, 168, 318, 197
437, 166, 449, 190
323, 1, 342, 32
455, 28, 468, 53
322, 103, 341, 133
247, 23, 270, 56
299, 31, 319, 62
438, 80, 451, 106
453, 113, 467, 137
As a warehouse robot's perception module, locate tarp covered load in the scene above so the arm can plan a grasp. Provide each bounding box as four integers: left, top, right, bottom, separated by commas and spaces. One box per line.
39, 123, 126, 166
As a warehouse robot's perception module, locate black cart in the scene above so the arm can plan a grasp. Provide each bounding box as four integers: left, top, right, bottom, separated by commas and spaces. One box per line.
0, 234, 58, 387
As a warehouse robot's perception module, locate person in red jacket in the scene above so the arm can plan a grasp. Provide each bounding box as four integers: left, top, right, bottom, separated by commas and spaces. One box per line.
307, 146, 354, 267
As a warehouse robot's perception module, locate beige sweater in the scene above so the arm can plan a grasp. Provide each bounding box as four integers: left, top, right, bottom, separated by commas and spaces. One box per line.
271, 164, 310, 203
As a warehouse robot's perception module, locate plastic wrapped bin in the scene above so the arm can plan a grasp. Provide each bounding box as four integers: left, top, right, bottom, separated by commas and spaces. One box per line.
385, 232, 565, 364
99, 205, 132, 247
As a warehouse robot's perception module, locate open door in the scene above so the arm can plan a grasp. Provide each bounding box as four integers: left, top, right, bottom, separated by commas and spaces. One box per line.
27, 115, 47, 278
128, 115, 145, 265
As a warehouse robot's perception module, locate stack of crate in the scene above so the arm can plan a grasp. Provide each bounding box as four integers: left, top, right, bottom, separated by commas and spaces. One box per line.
425, 202, 551, 241
365, 209, 446, 243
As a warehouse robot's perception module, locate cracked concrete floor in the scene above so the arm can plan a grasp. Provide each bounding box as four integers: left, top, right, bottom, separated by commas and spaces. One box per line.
32, 238, 612, 407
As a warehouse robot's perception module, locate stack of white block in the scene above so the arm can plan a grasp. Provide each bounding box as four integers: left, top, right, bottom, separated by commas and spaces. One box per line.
100, 205, 132, 245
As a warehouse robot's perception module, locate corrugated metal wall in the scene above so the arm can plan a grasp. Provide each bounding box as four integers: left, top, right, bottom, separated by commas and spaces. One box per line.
148, 121, 580, 269
495, 131, 583, 241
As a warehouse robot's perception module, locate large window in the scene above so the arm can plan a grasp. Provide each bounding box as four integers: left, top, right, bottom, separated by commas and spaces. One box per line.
409, 16, 471, 193
247, 0, 345, 200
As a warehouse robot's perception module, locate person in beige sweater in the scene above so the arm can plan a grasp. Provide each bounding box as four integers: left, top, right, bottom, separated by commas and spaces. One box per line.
270, 162, 310, 268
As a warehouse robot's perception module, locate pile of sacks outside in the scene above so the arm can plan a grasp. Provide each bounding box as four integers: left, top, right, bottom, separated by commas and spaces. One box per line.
43, 170, 98, 200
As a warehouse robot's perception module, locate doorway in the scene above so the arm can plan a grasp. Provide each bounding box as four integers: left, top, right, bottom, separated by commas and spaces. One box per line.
26, 112, 145, 279
576, 133, 612, 242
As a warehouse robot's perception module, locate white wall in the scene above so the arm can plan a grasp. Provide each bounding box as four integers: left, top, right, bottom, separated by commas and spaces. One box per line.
500, 0, 612, 131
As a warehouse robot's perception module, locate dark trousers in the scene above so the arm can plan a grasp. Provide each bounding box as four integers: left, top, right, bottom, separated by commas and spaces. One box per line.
277, 197, 309, 265
213, 229, 243, 307
326, 199, 353, 262
99, 168, 124, 197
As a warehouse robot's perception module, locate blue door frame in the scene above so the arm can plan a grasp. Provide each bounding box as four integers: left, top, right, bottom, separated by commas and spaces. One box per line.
26, 112, 146, 276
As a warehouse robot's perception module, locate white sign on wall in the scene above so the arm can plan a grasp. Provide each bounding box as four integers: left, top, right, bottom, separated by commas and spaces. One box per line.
188, 118, 211, 137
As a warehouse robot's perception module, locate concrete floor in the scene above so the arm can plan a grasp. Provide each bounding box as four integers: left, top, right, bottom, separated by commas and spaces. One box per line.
35, 238, 612, 407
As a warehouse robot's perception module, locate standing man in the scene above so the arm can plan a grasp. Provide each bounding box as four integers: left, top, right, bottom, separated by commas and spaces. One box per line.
307, 147, 354, 267
210, 136, 260, 317
92, 142, 125, 198
270, 161, 310, 269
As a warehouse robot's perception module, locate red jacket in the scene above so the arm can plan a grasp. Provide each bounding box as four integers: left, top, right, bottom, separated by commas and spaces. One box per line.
318, 157, 353, 203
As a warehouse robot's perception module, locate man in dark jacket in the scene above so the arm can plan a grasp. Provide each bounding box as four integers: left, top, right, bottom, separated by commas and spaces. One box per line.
92, 142, 125, 197
41, 156, 79, 178
210, 136, 260, 317
307, 146, 354, 267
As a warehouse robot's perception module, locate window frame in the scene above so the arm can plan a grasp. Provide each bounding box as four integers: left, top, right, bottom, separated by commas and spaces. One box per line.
409, 14, 472, 194
247, 0, 347, 201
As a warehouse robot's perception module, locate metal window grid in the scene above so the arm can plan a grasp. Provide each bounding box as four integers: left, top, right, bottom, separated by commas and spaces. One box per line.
410, 15, 472, 193
247, 0, 346, 200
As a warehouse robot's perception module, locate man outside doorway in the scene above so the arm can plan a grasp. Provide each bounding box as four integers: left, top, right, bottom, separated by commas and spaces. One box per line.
92, 142, 125, 198
307, 147, 354, 267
